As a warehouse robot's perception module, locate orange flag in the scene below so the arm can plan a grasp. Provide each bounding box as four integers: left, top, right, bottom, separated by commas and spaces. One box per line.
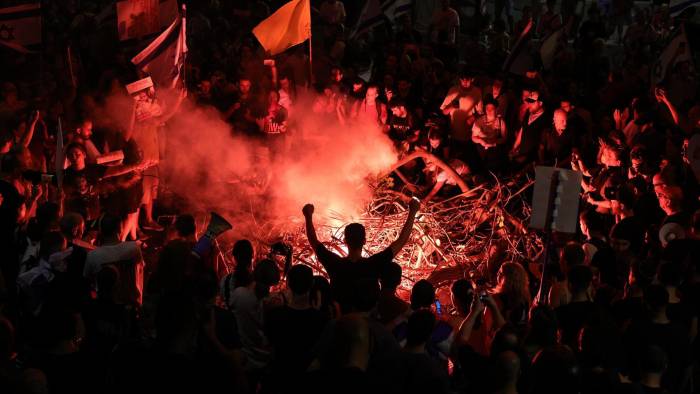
253, 0, 310, 55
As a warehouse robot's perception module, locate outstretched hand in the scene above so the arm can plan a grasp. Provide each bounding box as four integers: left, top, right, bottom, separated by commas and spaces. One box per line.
302, 203, 314, 217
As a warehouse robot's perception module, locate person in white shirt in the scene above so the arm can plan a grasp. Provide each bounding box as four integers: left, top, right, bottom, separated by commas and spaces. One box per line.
84, 214, 144, 306
17, 231, 69, 316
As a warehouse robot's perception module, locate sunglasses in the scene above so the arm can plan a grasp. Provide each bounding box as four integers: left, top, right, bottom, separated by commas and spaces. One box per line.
525, 98, 538, 103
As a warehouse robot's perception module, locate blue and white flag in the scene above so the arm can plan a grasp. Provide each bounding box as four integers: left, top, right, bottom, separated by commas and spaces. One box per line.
131, 4, 187, 89
669, 0, 700, 16
652, 27, 693, 85
352, 0, 413, 37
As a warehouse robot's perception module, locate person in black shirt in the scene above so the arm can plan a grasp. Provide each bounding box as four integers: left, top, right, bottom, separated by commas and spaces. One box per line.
540, 109, 579, 167
63, 143, 152, 223
264, 264, 326, 392
510, 90, 548, 167
303, 198, 420, 313
386, 100, 415, 144
375, 310, 450, 394
556, 265, 600, 349
624, 284, 692, 393
225, 77, 260, 137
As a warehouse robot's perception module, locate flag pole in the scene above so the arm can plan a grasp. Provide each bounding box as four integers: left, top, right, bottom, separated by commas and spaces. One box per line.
308, 3, 314, 86
181, 3, 187, 89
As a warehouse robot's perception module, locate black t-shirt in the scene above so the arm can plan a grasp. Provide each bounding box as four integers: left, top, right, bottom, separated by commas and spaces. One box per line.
517, 110, 549, 162
388, 115, 413, 142
315, 245, 393, 312
612, 296, 646, 328
63, 164, 106, 220
374, 351, 450, 394
0, 179, 21, 271
0, 178, 21, 224
542, 126, 578, 165
301, 367, 376, 394
264, 305, 326, 381
624, 319, 691, 391
556, 301, 600, 347
666, 300, 697, 337
23, 352, 91, 394
229, 95, 261, 136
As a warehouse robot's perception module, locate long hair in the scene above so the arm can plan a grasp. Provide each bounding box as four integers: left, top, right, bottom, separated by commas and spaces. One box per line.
495, 262, 531, 309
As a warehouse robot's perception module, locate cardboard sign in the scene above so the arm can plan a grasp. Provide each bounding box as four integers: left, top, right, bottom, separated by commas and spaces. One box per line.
530, 166, 583, 234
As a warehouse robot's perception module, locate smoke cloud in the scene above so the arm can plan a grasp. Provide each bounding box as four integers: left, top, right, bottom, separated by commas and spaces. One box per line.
158, 92, 398, 239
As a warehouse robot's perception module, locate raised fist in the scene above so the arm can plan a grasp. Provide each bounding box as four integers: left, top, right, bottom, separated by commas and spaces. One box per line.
302, 204, 314, 217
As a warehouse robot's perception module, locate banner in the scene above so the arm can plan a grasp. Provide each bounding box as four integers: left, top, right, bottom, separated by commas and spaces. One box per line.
539, 28, 563, 71
652, 27, 693, 85
0, 3, 41, 46
669, 0, 700, 16
503, 18, 534, 75
353, 0, 384, 37
381, 0, 412, 19
353, 0, 414, 37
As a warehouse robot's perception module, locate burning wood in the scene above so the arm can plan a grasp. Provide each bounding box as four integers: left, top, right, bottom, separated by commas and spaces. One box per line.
210, 153, 543, 294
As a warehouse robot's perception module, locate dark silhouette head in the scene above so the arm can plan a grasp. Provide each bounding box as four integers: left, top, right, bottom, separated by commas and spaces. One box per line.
287, 264, 314, 296
344, 223, 366, 250
406, 309, 436, 347
379, 262, 402, 291
410, 279, 435, 310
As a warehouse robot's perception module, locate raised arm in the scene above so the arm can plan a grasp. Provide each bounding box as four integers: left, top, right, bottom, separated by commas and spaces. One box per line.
19, 110, 40, 148
389, 197, 420, 256
303, 204, 322, 250
454, 297, 485, 347
656, 88, 680, 126
102, 160, 154, 179
266, 59, 278, 88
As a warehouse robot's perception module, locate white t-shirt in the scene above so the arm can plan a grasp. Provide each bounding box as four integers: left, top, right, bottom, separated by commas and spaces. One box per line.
84, 241, 144, 305
229, 286, 272, 370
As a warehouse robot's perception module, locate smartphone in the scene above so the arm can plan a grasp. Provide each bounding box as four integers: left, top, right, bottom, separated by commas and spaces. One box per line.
435, 300, 442, 317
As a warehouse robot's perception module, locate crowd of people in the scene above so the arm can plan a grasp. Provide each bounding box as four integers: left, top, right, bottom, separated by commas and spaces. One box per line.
1, 0, 700, 393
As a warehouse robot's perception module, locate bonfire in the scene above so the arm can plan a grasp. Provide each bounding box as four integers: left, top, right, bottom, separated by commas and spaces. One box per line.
210, 151, 544, 294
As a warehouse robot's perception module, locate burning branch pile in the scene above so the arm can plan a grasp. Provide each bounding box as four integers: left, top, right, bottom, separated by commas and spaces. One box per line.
280, 164, 543, 292
210, 152, 543, 294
